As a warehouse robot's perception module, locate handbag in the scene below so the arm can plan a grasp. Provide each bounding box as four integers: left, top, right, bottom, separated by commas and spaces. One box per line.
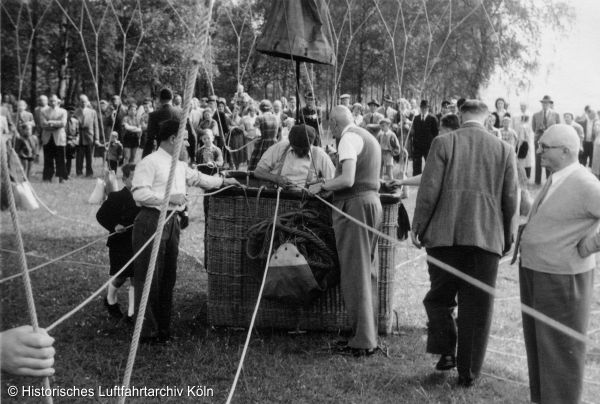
517, 141, 529, 159
88, 178, 106, 204
264, 242, 323, 306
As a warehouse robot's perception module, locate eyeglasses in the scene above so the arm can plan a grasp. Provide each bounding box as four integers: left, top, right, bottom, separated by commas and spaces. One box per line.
537, 143, 564, 152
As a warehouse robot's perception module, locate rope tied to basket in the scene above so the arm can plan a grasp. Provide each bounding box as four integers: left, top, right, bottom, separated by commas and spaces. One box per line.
246, 208, 339, 289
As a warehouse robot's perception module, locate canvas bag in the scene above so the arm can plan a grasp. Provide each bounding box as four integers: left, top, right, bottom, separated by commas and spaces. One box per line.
88, 178, 106, 204
264, 242, 323, 306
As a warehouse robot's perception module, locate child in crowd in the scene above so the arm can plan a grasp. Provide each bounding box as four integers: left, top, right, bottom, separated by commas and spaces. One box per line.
500, 116, 518, 150
281, 117, 295, 141
14, 122, 37, 178
196, 129, 223, 175
95, 163, 139, 321
106, 131, 123, 172
378, 118, 401, 180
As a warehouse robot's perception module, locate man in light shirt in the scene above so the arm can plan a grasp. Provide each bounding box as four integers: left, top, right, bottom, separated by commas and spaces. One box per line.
254, 124, 334, 189
40, 95, 68, 182
131, 119, 238, 344
515, 124, 600, 404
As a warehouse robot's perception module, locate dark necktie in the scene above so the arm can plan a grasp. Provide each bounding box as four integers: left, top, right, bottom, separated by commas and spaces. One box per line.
543, 111, 548, 128
511, 175, 553, 264
370, 115, 374, 124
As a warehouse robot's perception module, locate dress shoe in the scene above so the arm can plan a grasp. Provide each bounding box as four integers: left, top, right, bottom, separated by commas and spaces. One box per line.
335, 345, 376, 357
435, 354, 456, 371
104, 297, 123, 318
456, 375, 475, 388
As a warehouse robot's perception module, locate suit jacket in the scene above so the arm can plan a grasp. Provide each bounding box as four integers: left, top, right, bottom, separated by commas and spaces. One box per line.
74, 106, 99, 146
96, 187, 140, 250
146, 104, 182, 148
577, 117, 598, 143
531, 109, 560, 140
361, 111, 384, 127
412, 122, 518, 255
409, 113, 439, 151
40, 106, 67, 146
521, 165, 600, 274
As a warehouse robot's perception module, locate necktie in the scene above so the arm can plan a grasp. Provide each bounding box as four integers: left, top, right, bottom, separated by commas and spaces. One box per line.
543, 111, 548, 128
370, 115, 373, 124
511, 175, 553, 264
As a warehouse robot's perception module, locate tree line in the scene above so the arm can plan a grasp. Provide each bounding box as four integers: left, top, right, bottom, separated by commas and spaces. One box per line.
0, 0, 573, 111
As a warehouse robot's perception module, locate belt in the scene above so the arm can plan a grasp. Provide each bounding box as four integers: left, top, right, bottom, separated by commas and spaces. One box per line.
140, 206, 178, 217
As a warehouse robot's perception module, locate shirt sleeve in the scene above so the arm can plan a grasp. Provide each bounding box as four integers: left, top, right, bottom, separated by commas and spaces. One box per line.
131, 157, 161, 204
185, 165, 224, 189
337, 132, 363, 162
316, 148, 336, 180
255, 143, 281, 172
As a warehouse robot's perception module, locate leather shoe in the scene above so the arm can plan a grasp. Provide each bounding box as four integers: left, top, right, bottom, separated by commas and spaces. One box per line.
435, 354, 456, 371
335, 345, 376, 357
104, 297, 123, 318
456, 375, 475, 388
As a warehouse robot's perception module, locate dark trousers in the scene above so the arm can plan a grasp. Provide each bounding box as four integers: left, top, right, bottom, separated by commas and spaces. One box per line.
132, 208, 180, 338
65, 144, 76, 177
579, 141, 593, 167
534, 153, 550, 184
333, 192, 382, 349
412, 147, 429, 176
42, 136, 66, 181
519, 266, 593, 404
76, 143, 94, 176
424, 246, 499, 380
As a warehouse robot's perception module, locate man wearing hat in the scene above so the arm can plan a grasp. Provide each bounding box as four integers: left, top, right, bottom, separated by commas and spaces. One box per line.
361, 99, 383, 127
132, 119, 239, 343
436, 100, 450, 125
532, 95, 561, 184
299, 92, 322, 146
339, 94, 351, 110
254, 124, 335, 188
142, 88, 181, 158
408, 100, 438, 175
377, 95, 399, 125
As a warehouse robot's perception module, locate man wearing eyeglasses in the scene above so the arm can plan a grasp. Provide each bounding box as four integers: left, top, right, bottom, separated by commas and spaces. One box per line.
514, 124, 600, 404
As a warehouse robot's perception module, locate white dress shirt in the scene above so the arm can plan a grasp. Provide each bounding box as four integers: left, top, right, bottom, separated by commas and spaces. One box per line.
132, 147, 223, 210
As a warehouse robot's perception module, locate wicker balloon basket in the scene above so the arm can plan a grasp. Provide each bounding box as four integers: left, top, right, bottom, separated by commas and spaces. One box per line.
206, 178, 401, 334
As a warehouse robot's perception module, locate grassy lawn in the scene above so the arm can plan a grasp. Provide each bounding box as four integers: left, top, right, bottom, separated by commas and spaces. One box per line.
2, 159, 600, 403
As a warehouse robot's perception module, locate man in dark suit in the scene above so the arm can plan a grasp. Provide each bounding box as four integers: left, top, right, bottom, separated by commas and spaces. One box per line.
96, 163, 140, 319
412, 100, 518, 387
409, 100, 438, 175
142, 88, 181, 158
531, 95, 560, 184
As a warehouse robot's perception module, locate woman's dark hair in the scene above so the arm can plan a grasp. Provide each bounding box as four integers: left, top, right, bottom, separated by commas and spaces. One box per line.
495, 97, 507, 110
440, 114, 460, 131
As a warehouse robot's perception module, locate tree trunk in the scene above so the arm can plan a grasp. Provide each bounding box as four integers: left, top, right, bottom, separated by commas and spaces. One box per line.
57, 15, 70, 99
29, 0, 39, 109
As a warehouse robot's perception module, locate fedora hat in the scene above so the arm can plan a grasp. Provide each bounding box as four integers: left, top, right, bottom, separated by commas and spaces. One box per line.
383, 95, 393, 103
305, 91, 315, 100
419, 99, 429, 109
540, 95, 554, 104
339, 93, 350, 100
367, 99, 380, 107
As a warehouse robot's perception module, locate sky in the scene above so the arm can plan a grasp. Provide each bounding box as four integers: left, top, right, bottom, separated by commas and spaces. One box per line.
480, 0, 600, 115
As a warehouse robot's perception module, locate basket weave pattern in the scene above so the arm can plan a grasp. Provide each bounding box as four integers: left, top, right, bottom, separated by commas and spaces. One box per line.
206, 190, 399, 333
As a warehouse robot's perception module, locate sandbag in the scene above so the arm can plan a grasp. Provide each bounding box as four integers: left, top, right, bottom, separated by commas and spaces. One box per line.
14, 181, 39, 210
264, 242, 323, 306
88, 178, 106, 204
104, 170, 119, 195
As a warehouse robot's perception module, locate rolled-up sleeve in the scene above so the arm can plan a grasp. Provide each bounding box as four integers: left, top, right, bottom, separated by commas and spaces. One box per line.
132, 158, 161, 204
185, 166, 223, 190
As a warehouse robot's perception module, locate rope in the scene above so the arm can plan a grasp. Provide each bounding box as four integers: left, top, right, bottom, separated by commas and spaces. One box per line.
307, 191, 597, 349
394, 253, 426, 270
224, 137, 259, 153
0, 226, 130, 285
45, 211, 176, 332
1, 141, 53, 404
0, 248, 106, 269
226, 188, 281, 404
119, 1, 213, 397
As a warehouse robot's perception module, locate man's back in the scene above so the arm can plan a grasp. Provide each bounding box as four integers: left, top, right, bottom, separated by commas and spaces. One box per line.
412, 122, 518, 255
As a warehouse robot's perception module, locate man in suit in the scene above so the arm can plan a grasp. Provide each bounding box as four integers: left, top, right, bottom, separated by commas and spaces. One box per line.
412, 100, 518, 386
576, 105, 597, 167
40, 95, 68, 182
409, 100, 439, 175
531, 95, 560, 184
514, 124, 600, 404
361, 99, 383, 127
377, 95, 399, 123
74, 94, 100, 177
309, 106, 382, 357
142, 88, 181, 158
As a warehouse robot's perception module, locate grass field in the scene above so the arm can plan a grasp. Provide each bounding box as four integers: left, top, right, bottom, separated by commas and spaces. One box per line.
2, 159, 600, 403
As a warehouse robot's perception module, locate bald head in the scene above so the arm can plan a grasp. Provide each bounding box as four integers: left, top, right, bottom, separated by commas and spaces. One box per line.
330, 105, 353, 139
539, 124, 580, 171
